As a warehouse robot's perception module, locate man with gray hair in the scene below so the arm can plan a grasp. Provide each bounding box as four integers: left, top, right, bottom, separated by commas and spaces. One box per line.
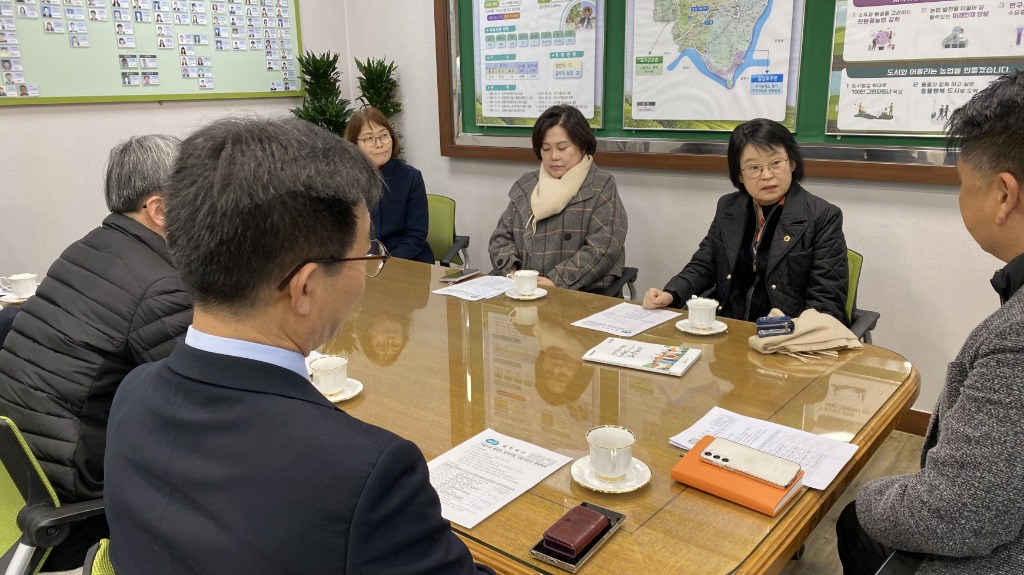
104, 117, 494, 574
0, 134, 193, 570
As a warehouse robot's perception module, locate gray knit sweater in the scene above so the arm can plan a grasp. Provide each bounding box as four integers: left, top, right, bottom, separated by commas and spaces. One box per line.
857, 287, 1024, 574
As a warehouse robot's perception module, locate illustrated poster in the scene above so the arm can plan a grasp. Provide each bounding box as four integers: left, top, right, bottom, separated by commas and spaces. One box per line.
827, 0, 1024, 136
472, 0, 604, 125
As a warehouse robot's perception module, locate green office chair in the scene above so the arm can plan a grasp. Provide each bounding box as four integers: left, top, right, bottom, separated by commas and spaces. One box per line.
0, 416, 104, 575
426, 194, 471, 268
83, 539, 114, 575
847, 249, 881, 343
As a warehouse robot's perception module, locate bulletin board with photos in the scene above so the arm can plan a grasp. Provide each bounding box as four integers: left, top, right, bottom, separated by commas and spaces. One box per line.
0, 0, 302, 104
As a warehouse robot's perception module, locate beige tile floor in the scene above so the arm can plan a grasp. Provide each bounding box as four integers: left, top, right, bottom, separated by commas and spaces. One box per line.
780, 431, 925, 575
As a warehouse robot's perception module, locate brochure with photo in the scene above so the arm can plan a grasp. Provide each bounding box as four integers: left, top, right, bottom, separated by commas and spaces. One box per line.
582, 337, 702, 377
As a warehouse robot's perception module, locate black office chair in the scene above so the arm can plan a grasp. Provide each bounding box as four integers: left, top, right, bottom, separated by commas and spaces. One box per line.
847, 249, 881, 343
0, 416, 105, 575
600, 267, 639, 301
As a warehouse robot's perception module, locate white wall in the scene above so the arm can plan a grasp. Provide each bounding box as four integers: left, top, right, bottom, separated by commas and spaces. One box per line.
0, 0, 1001, 413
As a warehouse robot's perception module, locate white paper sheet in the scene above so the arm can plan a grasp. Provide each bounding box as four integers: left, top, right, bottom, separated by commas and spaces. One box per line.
432, 276, 513, 301
428, 428, 572, 529
571, 301, 682, 337
669, 406, 859, 490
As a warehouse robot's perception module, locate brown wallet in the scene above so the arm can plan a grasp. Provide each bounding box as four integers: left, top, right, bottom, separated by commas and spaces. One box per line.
542, 505, 610, 560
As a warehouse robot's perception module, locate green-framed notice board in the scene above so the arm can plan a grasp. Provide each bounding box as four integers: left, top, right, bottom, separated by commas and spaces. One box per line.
435, 0, 1022, 184
0, 0, 302, 105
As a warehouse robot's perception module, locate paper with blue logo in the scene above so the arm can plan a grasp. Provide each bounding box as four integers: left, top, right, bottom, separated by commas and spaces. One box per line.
428, 428, 572, 529
571, 301, 681, 337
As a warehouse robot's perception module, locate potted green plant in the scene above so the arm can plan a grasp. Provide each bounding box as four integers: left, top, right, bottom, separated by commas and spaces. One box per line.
354, 57, 402, 118
291, 51, 354, 137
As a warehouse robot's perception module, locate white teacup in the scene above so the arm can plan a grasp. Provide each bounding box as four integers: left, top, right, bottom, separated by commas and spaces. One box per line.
309, 355, 348, 396
687, 297, 719, 330
587, 425, 635, 482
506, 269, 539, 296
508, 305, 539, 326
0, 273, 37, 299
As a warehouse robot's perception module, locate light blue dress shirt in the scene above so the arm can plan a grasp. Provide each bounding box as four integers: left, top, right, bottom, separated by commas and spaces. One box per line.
185, 325, 310, 380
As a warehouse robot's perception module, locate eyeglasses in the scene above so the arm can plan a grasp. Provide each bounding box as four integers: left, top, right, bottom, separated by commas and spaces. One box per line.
358, 133, 392, 147
276, 239, 390, 291
741, 158, 789, 179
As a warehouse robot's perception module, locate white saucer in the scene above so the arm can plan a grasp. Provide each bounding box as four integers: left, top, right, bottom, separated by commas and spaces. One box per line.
570, 456, 652, 494
675, 319, 727, 336
0, 294, 30, 304
321, 378, 363, 402
504, 287, 547, 301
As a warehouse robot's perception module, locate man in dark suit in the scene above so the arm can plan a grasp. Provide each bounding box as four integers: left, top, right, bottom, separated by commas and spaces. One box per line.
104, 117, 495, 574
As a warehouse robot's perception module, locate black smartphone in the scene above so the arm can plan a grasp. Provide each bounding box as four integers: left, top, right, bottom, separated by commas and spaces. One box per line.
439, 268, 480, 283
529, 503, 625, 573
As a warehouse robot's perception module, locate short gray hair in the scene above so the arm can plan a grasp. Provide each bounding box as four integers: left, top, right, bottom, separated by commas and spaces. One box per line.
104, 134, 180, 213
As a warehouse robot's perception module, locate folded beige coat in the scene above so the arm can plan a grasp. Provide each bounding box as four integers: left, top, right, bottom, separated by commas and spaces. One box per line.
749, 308, 863, 357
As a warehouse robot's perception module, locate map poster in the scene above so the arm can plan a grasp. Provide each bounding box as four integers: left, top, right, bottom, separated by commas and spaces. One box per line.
624, 0, 804, 131
472, 0, 604, 126
827, 0, 1024, 136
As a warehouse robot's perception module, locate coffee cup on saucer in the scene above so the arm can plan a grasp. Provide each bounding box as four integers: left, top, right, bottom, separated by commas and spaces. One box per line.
0, 273, 37, 299
507, 270, 539, 297
586, 425, 635, 482
686, 297, 719, 330
309, 355, 348, 397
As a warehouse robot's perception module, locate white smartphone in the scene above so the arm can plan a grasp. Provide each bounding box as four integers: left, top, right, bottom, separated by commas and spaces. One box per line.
439, 268, 480, 283
699, 437, 801, 489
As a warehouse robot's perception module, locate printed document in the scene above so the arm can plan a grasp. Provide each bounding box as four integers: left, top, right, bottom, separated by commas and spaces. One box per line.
433, 276, 512, 301
428, 428, 571, 529
572, 301, 681, 337
670, 407, 858, 490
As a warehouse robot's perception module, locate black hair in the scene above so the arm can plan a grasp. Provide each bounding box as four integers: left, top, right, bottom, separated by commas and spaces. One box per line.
946, 72, 1024, 179
726, 118, 804, 191
531, 104, 597, 159
165, 116, 382, 314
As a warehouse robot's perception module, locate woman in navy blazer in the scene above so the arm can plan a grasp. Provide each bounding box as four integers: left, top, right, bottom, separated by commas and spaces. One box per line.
345, 107, 434, 263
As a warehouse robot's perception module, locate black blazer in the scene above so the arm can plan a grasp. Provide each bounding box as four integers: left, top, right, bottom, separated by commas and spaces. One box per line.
105, 343, 494, 574
664, 184, 848, 321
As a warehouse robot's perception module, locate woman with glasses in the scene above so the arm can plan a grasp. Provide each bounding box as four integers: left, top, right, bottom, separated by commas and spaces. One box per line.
343, 107, 434, 264
489, 104, 627, 293
643, 118, 848, 321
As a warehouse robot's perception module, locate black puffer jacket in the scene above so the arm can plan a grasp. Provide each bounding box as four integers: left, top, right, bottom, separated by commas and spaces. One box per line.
0, 213, 192, 502
664, 184, 848, 321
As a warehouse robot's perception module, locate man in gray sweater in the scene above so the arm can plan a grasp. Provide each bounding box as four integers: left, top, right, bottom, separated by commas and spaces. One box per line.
837, 72, 1024, 574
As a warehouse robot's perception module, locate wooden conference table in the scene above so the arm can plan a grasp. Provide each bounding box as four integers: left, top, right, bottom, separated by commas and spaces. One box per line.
322, 259, 920, 575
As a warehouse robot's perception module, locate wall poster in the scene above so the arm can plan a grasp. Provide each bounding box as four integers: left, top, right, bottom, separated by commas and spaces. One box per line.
472, 0, 605, 126
624, 0, 805, 131
827, 0, 1024, 136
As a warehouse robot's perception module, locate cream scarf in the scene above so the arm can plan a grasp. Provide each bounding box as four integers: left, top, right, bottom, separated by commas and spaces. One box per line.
529, 155, 593, 232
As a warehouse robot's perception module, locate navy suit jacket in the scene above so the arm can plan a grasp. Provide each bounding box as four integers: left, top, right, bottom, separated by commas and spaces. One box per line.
105, 343, 494, 574
377, 159, 434, 264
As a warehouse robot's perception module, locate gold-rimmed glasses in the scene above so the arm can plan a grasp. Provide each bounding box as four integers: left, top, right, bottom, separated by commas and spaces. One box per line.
276, 239, 390, 291
741, 158, 789, 179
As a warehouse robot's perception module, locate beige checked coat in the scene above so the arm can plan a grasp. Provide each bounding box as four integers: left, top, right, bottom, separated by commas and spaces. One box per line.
488, 163, 627, 293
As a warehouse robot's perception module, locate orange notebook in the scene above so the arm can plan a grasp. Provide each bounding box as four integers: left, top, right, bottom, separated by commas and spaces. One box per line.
671, 435, 805, 517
